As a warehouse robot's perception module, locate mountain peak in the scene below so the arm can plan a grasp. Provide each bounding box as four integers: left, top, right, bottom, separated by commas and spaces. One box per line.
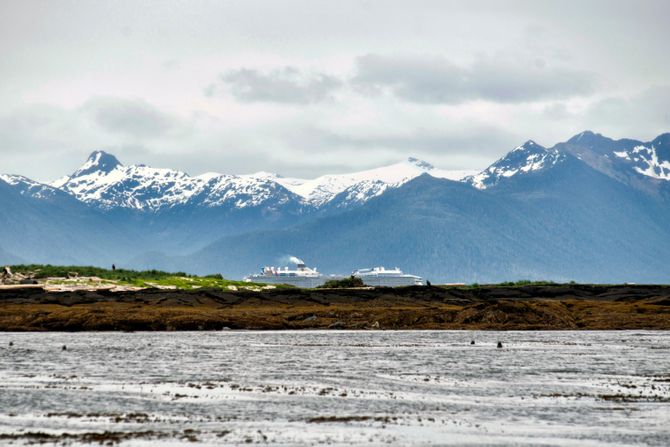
406, 157, 434, 170
467, 140, 562, 189
567, 130, 612, 146
72, 150, 122, 177
514, 140, 545, 152
651, 132, 670, 148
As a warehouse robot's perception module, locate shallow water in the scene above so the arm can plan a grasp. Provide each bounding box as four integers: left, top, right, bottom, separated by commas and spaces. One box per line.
1, 331, 669, 446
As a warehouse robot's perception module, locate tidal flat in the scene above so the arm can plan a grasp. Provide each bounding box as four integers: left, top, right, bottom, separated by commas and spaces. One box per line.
1, 331, 669, 446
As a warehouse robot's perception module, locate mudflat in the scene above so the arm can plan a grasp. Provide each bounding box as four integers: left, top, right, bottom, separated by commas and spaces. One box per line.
1, 284, 669, 331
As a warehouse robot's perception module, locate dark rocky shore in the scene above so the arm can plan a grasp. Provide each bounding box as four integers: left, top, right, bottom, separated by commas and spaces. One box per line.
1, 284, 669, 331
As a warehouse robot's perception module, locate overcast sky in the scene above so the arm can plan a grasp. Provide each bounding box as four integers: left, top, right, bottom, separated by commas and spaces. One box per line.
1, 0, 669, 181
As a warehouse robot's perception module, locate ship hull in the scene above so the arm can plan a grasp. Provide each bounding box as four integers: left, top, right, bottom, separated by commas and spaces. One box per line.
246, 275, 327, 288
358, 276, 424, 287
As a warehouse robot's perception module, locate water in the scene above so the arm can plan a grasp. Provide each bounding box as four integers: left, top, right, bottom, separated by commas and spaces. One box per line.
1, 331, 669, 446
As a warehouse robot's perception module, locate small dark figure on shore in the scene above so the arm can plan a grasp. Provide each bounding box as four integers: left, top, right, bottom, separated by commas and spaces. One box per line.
112, 264, 116, 271
426, 280, 431, 287
9, 341, 13, 347
62, 345, 67, 351
497, 341, 503, 349
470, 340, 475, 345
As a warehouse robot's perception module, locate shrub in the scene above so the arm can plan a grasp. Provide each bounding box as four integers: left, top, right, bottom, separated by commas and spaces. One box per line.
318, 275, 365, 288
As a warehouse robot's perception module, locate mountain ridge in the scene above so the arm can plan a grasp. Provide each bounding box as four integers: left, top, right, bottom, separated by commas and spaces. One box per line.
44, 152, 474, 212
2, 130, 670, 282
6, 130, 670, 213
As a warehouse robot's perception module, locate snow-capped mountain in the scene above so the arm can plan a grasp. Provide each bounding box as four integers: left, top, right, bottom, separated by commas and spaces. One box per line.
556, 131, 670, 195
272, 157, 474, 206
51, 151, 302, 212
48, 152, 475, 212
466, 140, 565, 189
12, 132, 670, 214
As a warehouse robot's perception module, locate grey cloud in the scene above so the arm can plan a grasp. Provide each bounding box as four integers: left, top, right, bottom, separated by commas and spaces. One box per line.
82, 97, 180, 138
541, 102, 571, 120
0, 105, 82, 155
203, 84, 217, 98
352, 54, 596, 104
281, 125, 520, 171
582, 85, 670, 138
218, 67, 342, 104
0, 98, 190, 181
305, 127, 516, 156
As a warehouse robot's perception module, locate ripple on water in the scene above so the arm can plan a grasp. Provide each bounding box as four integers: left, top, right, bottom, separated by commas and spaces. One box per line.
0, 330, 669, 446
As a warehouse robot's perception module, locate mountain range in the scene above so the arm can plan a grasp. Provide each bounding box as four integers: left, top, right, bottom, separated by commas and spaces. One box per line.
2, 130, 669, 283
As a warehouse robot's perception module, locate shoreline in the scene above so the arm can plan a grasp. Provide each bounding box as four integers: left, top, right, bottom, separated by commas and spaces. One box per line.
1, 284, 669, 331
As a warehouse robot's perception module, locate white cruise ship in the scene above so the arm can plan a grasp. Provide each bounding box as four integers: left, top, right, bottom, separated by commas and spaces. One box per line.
352, 266, 424, 287
244, 258, 328, 288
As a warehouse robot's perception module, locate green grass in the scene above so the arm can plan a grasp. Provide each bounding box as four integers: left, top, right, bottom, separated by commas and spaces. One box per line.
9, 264, 188, 281
122, 275, 282, 290
7, 264, 293, 290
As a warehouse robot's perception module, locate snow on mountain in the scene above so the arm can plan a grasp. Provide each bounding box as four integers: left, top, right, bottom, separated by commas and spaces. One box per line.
51, 152, 200, 210
466, 140, 565, 190
611, 139, 670, 181
47, 152, 475, 212
192, 174, 298, 209
51, 151, 299, 212
559, 131, 670, 187
0, 174, 62, 200
20, 134, 670, 213
268, 157, 475, 206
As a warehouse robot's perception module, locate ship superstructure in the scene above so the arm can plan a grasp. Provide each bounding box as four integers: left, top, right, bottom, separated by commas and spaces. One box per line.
352, 266, 423, 287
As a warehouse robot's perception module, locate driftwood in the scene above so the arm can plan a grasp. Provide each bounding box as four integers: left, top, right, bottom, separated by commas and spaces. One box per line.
1, 266, 36, 285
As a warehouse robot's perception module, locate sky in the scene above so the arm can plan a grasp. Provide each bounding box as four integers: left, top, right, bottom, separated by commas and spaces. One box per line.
1, 0, 669, 181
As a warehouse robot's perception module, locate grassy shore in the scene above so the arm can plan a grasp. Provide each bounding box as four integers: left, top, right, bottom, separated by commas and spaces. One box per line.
6, 264, 290, 290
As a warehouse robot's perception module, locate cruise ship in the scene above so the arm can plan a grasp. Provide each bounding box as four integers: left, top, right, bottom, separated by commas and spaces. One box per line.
244, 258, 328, 288
352, 266, 424, 287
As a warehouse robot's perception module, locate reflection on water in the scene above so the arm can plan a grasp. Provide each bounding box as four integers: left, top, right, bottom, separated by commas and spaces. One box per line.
1, 331, 669, 445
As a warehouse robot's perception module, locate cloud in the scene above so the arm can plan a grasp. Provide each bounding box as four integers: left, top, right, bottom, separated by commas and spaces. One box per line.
563, 85, 670, 140
216, 67, 342, 104
0, 97, 192, 181
82, 97, 180, 138
294, 126, 515, 156
274, 123, 520, 172
212, 52, 596, 107
352, 53, 596, 104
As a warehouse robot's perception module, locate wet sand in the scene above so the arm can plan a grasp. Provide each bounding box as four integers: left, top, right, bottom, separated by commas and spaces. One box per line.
1, 284, 669, 331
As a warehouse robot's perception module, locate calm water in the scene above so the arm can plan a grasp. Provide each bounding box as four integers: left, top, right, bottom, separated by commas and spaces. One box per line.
1, 331, 669, 446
